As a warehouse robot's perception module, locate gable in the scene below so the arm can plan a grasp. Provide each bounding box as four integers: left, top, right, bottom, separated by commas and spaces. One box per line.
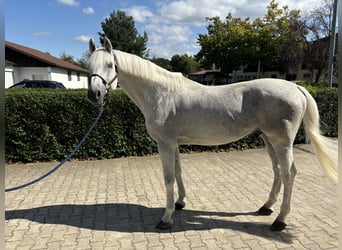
5, 41, 88, 73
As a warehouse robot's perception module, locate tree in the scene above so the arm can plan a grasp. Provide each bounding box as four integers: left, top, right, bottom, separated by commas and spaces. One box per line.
196, 1, 305, 75
60, 52, 88, 69
150, 57, 173, 71
76, 51, 91, 69
170, 54, 201, 75
98, 10, 148, 57
60, 52, 76, 64
304, 0, 336, 83
248, 1, 307, 74
277, 10, 307, 73
306, 0, 334, 39
197, 14, 256, 73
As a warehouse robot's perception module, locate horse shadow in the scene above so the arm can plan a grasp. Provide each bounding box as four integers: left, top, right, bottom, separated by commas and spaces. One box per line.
5, 203, 294, 243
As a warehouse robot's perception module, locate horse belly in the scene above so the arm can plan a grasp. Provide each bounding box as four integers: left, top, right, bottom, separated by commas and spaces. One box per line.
177, 119, 253, 146
178, 135, 245, 146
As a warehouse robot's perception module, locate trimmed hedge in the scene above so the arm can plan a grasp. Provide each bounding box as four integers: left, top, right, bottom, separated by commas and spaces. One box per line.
6, 89, 156, 162
5, 86, 337, 162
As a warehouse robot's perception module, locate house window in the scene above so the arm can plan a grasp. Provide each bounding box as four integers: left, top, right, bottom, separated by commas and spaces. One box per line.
77, 72, 80, 81
68, 71, 72, 81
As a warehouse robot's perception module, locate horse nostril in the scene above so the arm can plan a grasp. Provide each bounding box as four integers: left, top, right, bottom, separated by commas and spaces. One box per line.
96, 90, 101, 99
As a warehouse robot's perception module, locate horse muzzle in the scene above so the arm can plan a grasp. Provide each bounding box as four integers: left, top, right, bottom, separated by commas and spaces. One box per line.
88, 74, 109, 104
88, 88, 105, 104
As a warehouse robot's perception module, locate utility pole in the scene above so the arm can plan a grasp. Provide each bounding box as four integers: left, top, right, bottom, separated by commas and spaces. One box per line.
327, 0, 337, 87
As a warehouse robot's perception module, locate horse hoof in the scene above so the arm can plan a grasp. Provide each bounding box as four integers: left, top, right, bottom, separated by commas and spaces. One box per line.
156, 220, 173, 230
175, 202, 185, 210
257, 206, 273, 216
270, 219, 287, 231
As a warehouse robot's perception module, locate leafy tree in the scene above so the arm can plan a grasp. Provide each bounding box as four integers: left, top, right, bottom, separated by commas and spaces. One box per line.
170, 54, 201, 75
98, 10, 148, 57
197, 14, 255, 73
278, 10, 307, 73
150, 57, 173, 71
76, 51, 91, 69
247, 1, 306, 73
60, 52, 76, 64
60, 51, 88, 69
196, 1, 306, 75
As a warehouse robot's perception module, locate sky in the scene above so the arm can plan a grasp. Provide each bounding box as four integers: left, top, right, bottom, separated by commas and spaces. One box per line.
5, 0, 322, 60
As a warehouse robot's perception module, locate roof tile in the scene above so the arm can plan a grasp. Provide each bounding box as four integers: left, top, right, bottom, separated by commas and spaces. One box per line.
5, 41, 88, 73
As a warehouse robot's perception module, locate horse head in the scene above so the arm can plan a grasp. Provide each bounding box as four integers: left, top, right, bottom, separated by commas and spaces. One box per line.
87, 37, 118, 105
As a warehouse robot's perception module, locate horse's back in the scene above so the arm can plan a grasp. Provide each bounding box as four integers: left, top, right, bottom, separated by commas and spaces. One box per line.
213, 78, 298, 95
184, 78, 304, 113
209, 78, 305, 110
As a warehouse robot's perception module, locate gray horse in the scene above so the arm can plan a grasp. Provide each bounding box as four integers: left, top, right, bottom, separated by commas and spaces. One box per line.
87, 37, 337, 231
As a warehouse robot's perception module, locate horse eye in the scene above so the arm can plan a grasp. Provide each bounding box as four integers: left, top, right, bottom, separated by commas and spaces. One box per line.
107, 62, 113, 68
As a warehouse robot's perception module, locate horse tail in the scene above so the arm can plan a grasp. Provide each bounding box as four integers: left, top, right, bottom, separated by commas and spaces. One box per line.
297, 85, 338, 184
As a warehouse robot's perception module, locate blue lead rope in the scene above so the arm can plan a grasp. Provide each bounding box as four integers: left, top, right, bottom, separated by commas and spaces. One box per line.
5, 107, 105, 192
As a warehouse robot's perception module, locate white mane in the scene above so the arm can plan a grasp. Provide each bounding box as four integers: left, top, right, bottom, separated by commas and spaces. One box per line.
113, 50, 186, 91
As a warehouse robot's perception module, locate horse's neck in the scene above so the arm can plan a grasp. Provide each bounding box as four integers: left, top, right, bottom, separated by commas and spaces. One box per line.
118, 73, 160, 115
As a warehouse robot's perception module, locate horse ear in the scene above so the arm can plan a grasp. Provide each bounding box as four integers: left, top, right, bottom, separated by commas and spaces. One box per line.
103, 37, 113, 53
89, 38, 96, 53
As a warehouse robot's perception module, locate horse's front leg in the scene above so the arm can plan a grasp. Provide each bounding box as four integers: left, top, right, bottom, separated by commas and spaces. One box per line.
175, 147, 186, 210
156, 140, 176, 229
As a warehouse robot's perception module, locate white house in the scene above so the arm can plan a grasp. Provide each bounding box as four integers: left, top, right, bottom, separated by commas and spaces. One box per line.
5, 41, 89, 89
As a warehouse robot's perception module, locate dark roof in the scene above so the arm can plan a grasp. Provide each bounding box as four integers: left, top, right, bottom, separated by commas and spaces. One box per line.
5, 59, 15, 66
5, 41, 88, 73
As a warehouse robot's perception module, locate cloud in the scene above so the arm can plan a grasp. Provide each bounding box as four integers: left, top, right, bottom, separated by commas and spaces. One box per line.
148, 44, 173, 59
33, 31, 51, 37
56, 0, 80, 7
83, 7, 95, 15
145, 0, 321, 58
144, 22, 194, 58
159, 0, 241, 26
74, 35, 92, 43
147, 23, 191, 44
143, 0, 242, 57
277, 0, 320, 14
127, 6, 153, 23
157, 0, 319, 27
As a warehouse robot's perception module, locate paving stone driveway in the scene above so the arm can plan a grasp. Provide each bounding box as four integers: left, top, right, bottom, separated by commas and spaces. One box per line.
5, 147, 337, 249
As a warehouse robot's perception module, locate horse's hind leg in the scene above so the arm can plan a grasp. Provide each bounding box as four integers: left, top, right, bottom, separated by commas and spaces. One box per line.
270, 144, 297, 231
258, 134, 282, 216
175, 147, 186, 210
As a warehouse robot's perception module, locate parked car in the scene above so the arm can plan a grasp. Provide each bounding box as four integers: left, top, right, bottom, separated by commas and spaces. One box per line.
8, 80, 66, 89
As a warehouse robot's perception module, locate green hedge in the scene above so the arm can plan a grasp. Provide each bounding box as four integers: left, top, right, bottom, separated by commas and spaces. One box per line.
5, 86, 337, 162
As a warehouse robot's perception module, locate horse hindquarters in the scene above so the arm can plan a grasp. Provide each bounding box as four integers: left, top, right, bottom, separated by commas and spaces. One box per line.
256, 89, 306, 230
258, 85, 337, 231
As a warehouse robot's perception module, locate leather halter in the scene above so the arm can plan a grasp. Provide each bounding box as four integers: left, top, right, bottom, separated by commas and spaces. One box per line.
88, 72, 118, 90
